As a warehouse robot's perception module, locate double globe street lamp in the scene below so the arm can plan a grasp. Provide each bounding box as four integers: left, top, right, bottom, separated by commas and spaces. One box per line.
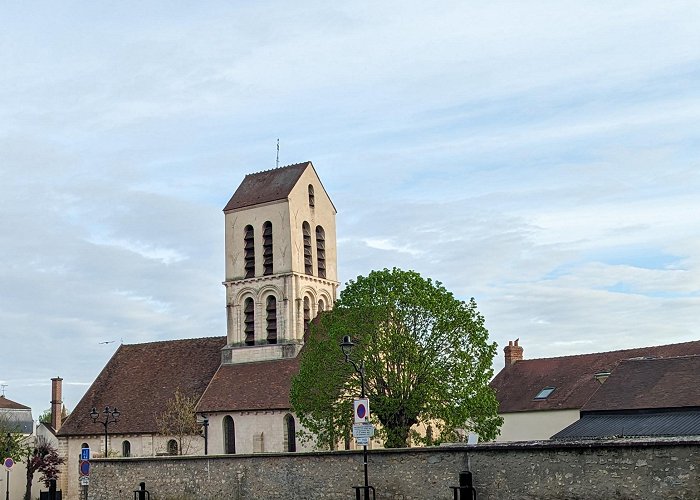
90, 406, 120, 457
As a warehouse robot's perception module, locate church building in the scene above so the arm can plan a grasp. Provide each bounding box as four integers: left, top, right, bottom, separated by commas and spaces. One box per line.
56, 162, 339, 496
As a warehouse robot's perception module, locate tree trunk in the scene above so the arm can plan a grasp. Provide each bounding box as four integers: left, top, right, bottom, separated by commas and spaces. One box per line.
25, 461, 34, 500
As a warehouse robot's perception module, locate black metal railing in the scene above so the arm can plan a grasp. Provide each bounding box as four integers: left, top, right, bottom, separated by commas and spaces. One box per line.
450, 470, 477, 500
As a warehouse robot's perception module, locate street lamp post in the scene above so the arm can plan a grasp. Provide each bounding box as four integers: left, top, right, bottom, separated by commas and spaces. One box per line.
340, 335, 371, 499
90, 406, 120, 457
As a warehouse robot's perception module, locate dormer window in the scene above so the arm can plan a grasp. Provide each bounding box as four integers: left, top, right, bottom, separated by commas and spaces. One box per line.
534, 386, 555, 400
308, 185, 315, 208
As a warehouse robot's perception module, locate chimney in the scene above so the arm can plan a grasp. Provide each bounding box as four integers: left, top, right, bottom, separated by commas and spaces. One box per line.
504, 339, 524, 366
51, 377, 63, 431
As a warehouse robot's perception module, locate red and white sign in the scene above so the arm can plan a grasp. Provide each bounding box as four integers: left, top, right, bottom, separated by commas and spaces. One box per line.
353, 398, 370, 423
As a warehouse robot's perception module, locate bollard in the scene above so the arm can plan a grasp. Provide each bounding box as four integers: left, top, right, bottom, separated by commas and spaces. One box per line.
450, 470, 477, 500
48, 479, 57, 500
133, 482, 150, 500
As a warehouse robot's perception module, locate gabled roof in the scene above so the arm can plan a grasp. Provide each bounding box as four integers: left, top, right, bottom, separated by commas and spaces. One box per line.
223, 162, 311, 212
0, 395, 30, 410
197, 356, 300, 413
582, 356, 700, 412
58, 336, 226, 436
490, 339, 700, 413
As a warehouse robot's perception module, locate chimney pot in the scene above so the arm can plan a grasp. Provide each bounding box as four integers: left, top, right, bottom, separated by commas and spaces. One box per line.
504, 340, 524, 366
51, 377, 63, 432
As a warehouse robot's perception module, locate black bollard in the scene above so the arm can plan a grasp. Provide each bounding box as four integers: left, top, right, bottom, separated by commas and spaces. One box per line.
48, 480, 57, 500
133, 482, 150, 500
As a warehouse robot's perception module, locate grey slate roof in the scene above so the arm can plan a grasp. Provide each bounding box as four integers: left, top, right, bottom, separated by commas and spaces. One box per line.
552, 410, 700, 439
0, 396, 34, 434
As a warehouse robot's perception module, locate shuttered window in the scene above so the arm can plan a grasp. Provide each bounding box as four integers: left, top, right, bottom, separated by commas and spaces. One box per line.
316, 225, 326, 278
266, 296, 277, 344
262, 221, 273, 275
302, 222, 312, 275
303, 297, 310, 341
244, 298, 255, 346
243, 225, 255, 278
308, 184, 315, 208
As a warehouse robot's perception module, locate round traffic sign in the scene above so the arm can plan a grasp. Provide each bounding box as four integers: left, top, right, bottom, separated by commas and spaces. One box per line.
79, 460, 90, 477
3, 457, 14, 471
356, 403, 367, 419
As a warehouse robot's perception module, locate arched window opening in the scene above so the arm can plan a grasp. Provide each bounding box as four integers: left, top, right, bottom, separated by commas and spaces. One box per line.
223, 416, 236, 454
302, 222, 312, 275
303, 297, 311, 341
308, 184, 315, 208
243, 225, 255, 278
317, 299, 325, 313
167, 439, 178, 456
284, 414, 297, 452
122, 440, 131, 457
266, 296, 277, 344
315, 225, 326, 278
81, 443, 89, 450
262, 221, 273, 275
244, 298, 255, 346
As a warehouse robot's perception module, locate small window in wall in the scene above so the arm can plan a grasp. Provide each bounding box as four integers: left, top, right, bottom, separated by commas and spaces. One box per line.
303, 297, 311, 341
244, 298, 255, 346
223, 415, 236, 454
262, 221, 273, 275
122, 440, 131, 457
81, 443, 89, 451
315, 225, 326, 278
308, 184, 315, 208
302, 222, 312, 275
167, 439, 178, 456
534, 386, 556, 400
284, 414, 297, 452
266, 296, 277, 344
317, 299, 325, 313
244, 225, 255, 278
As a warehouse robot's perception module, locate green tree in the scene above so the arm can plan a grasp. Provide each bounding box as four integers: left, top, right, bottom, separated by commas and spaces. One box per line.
291, 268, 502, 448
0, 413, 29, 460
157, 388, 201, 455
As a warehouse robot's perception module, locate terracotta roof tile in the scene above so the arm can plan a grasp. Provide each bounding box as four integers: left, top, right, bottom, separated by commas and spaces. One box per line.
582, 355, 700, 412
197, 357, 300, 413
0, 396, 30, 410
58, 336, 226, 436
490, 339, 700, 413
223, 162, 311, 212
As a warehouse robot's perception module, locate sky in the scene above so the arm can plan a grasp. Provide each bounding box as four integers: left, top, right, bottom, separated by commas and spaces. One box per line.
1, 1, 699, 417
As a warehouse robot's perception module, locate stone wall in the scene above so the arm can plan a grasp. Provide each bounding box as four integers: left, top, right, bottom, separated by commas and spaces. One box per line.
86, 438, 700, 500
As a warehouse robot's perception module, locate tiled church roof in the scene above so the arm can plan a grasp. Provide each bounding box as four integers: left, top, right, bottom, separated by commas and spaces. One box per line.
197, 356, 300, 413
58, 336, 226, 436
490, 339, 700, 413
0, 395, 31, 410
223, 162, 311, 212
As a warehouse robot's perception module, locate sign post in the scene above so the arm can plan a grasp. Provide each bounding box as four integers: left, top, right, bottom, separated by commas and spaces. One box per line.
3, 457, 14, 500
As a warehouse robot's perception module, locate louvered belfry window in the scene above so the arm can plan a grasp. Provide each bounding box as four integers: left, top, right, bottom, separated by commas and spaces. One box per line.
316, 225, 326, 278
302, 222, 313, 275
303, 297, 310, 341
266, 296, 277, 344
308, 184, 315, 208
262, 221, 273, 275
244, 297, 255, 346
243, 225, 255, 278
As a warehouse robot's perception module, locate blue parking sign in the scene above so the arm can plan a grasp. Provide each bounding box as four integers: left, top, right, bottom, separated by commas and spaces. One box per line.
81, 448, 90, 461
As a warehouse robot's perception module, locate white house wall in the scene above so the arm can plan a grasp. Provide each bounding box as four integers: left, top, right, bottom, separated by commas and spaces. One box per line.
496, 409, 580, 442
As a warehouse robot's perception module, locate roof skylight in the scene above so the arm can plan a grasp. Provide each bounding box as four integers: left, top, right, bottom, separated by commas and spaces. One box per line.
534, 386, 555, 400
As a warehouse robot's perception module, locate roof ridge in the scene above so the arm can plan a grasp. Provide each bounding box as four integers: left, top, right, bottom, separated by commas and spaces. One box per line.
121, 335, 226, 347
247, 161, 310, 176
520, 339, 700, 362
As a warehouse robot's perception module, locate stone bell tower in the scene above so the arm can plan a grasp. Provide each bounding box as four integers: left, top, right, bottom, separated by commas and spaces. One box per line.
220, 161, 338, 364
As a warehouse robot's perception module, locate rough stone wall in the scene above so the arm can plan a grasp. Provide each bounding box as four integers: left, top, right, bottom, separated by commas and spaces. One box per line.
86, 439, 700, 500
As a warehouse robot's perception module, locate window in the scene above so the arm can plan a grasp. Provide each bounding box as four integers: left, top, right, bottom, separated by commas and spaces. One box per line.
243, 225, 255, 278
317, 299, 325, 312
266, 296, 277, 344
122, 440, 131, 457
284, 414, 296, 452
81, 443, 89, 451
315, 225, 326, 278
534, 386, 555, 400
303, 297, 310, 341
167, 439, 178, 455
302, 222, 312, 275
262, 221, 273, 275
308, 184, 315, 208
244, 298, 255, 346
223, 416, 236, 454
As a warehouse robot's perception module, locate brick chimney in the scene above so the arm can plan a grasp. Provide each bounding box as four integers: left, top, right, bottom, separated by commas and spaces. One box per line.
504, 339, 523, 366
51, 377, 63, 431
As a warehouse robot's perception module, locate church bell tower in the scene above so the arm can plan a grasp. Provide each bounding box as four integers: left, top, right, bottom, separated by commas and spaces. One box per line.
220, 162, 338, 364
